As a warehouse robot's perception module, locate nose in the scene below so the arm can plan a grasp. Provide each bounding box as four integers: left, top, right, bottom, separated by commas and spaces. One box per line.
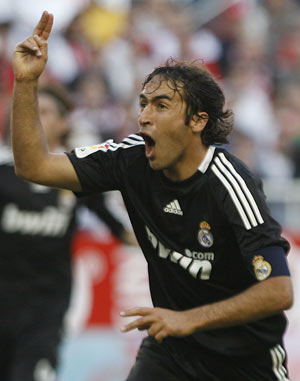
138, 104, 152, 128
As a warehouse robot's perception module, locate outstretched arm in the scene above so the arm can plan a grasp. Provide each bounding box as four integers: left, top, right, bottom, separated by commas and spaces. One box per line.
120, 275, 293, 343
11, 11, 81, 191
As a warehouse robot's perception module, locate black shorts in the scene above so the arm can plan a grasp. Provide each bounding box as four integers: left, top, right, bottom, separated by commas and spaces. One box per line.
0, 307, 64, 381
126, 336, 290, 381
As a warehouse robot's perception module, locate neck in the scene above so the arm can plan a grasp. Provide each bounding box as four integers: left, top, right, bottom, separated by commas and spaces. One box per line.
163, 143, 209, 182
47, 139, 60, 152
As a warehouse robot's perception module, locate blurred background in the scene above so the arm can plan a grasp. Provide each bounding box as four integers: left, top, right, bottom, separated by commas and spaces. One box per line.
1, 0, 300, 380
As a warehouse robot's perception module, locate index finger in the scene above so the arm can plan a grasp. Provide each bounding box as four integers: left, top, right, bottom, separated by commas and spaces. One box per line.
33, 11, 54, 40
120, 307, 153, 317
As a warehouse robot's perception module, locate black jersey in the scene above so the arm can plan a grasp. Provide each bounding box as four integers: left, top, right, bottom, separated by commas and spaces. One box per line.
0, 147, 76, 314
67, 134, 290, 356
0, 145, 127, 309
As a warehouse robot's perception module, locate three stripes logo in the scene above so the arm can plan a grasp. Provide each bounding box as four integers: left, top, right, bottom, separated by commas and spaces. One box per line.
164, 199, 183, 216
211, 153, 264, 230
270, 345, 290, 380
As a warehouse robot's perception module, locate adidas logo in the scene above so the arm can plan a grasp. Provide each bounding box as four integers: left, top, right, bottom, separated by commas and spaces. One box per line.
163, 200, 183, 215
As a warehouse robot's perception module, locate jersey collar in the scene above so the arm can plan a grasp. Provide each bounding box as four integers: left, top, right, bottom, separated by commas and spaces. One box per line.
198, 146, 216, 174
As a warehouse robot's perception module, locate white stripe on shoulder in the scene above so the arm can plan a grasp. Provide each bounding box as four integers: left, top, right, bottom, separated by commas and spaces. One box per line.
108, 136, 144, 151
211, 163, 252, 230
127, 134, 144, 141
214, 157, 258, 227
218, 153, 264, 224
212, 152, 264, 229
75, 135, 144, 158
122, 137, 144, 145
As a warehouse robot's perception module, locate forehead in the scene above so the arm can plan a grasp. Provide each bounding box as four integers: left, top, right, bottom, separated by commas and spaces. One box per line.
38, 93, 63, 117
141, 76, 183, 101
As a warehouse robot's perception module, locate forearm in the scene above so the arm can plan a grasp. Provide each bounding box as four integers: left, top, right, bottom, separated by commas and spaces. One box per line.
11, 80, 49, 180
188, 276, 293, 332
120, 276, 293, 343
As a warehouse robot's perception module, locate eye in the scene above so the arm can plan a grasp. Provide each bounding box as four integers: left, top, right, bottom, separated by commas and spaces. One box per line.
140, 102, 147, 109
158, 103, 167, 110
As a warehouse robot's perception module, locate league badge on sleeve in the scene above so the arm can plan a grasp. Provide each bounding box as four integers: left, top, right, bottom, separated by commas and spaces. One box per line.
198, 221, 214, 248
75, 140, 113, 158
252, 255, 272, 281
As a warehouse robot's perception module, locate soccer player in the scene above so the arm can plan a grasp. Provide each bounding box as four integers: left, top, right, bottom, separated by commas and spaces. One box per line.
10, 11, 293, 380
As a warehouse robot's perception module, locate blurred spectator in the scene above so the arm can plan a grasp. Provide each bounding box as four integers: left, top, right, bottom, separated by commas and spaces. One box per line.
68, 69, 128, 146
273, 79, 300, 177
0, 83, 135, 381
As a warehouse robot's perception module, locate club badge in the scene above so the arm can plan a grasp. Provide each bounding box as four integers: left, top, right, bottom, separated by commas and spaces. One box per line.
198, 221, 214, 248
252, 255, 272, 281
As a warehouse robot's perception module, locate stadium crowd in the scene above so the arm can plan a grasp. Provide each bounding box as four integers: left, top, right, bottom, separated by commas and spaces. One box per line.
1, 0, 300, 179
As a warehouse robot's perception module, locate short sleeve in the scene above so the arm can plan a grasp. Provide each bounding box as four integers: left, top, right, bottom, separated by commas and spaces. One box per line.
210, 150, 290, 278
66, 134, 145, 195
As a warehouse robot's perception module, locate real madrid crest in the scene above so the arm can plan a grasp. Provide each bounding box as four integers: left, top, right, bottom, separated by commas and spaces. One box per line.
198, 221, 214, 248
252, 255, 272, 281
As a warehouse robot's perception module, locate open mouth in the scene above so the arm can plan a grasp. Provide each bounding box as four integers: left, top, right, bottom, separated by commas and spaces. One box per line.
141, 134, 155, 147
140, 132, 156, 159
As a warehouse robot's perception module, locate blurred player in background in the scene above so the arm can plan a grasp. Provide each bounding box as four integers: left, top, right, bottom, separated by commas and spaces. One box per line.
10, 12, 294, 381
0, 82, 134, 381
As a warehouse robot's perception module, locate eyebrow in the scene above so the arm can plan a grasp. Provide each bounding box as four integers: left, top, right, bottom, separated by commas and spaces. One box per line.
139, 94, 173, 102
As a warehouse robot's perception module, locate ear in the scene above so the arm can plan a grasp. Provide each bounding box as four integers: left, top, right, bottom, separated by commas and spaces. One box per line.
190, 112, 208, 133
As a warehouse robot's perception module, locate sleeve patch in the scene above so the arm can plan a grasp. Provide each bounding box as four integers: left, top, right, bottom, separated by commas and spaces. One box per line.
252, 255, 272, 281
75, 140, 114, 158
250, 246, 290, 281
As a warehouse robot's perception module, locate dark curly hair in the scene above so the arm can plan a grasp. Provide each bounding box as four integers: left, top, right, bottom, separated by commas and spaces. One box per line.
142, 58, 234, 146
38, 84, 73, 117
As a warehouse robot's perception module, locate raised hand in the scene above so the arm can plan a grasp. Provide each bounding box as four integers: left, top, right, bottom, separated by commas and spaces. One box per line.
12, 11, 54, 81
120, 307, 196, 343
